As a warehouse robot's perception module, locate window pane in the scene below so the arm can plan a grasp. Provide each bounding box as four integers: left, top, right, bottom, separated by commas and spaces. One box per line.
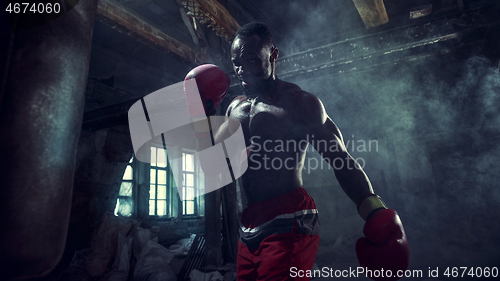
150, 170, 156, 184
150, 147, 157, 166
149, 185, 156, 199
157, 200, 167, 216
185, 174, 194, 187
119, 182, 132, 196
114, 199, 120, 216
158, 170, 166, 184
116, 197, 133, 217
157, 148, 167, 168
158, 185, 167, 199
149, 200, 155, 215
186, 201, 194, 215
123, 166, 133, 180
186, 187, 194, 201
184, 153, 194, 172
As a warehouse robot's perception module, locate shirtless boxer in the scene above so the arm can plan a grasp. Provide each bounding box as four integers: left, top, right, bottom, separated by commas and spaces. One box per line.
188, 22, 409, 281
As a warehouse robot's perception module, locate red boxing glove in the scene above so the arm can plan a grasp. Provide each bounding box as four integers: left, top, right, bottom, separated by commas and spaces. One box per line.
356, 208, 410, 281
184, 64, 230, 117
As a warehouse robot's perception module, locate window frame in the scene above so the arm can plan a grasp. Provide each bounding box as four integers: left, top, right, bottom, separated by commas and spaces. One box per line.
181, 151, 198, 217
148, 146, 172, 218
147, 147, 204, 220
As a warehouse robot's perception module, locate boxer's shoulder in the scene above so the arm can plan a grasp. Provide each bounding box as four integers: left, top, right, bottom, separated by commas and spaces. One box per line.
277, 80, 326, 123
226, 95, 248, 116
277, 79, 302, 92
277, 80, 319, 104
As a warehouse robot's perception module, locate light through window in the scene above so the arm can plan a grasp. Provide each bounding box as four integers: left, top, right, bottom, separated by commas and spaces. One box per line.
149, 147, 169, 217
114, 157, 134, 217
182, 152, 196, 215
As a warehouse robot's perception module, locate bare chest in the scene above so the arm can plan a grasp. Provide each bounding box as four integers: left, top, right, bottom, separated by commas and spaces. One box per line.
230, 98, 297, 143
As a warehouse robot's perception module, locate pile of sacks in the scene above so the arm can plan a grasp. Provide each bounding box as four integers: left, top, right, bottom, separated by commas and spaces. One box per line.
60, 212, 177, 281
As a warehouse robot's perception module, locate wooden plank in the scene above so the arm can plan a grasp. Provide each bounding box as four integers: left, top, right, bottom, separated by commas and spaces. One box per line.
177, 3, 201, 48
410, 5, 433, 20
122, 0, 155, 8
186, 0, 241, 41
96, 0, 199, 63
352, 0, 389, 28
178, 235, 206, 280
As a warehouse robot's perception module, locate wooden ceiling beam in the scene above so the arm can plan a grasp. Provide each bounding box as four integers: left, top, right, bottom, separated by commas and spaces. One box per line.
197, 0, 240, 39
96, 0, 199, 64
352, 0, 389, 28
178, 0, 241, 42
121, 0, 155, 8
177, 4, 201, 48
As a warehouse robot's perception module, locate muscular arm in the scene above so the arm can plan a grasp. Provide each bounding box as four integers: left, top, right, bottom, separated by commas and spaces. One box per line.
194, 96, 243, 174
300, 93, 409, 276
195, 96, 243, 148
301, 93, 374, 205
317, 117, 374, 204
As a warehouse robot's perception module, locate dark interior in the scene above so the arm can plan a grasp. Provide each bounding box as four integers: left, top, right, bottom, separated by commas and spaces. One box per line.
1, 0, 500, 280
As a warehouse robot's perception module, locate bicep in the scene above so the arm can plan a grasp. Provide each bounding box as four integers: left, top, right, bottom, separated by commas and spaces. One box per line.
213, 118, 233, 144
309, 117, 347, 155
300, 94, 346, 153
216, 96, 245, 143
301, 95, 373, 201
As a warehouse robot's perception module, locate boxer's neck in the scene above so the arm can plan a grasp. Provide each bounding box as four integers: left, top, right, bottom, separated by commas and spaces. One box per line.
245, 75, 279, 99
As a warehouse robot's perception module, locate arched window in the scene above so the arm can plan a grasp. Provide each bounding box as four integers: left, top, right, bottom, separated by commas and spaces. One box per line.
114, 157, 134, 217
113, 148, 204, 219
149, 148, 204, 218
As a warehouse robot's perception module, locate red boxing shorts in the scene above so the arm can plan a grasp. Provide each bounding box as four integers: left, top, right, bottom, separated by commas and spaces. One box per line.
237, 187, 320, 281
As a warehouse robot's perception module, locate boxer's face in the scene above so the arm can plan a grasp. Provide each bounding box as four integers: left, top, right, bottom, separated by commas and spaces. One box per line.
231, 34, 278, 91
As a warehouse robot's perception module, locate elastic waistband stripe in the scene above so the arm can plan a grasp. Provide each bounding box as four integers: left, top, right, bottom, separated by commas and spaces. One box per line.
240, 208, 318, 233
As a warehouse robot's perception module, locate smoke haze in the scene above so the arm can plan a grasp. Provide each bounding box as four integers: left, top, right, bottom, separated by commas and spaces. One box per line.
267, 0, 500, 273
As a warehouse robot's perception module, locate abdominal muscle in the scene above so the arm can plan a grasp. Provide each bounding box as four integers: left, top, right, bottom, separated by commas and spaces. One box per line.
240, 142, 307, 204
228, 82, 309, 203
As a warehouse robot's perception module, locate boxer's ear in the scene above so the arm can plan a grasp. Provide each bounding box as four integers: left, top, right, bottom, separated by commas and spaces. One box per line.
270, 46, 279, 63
